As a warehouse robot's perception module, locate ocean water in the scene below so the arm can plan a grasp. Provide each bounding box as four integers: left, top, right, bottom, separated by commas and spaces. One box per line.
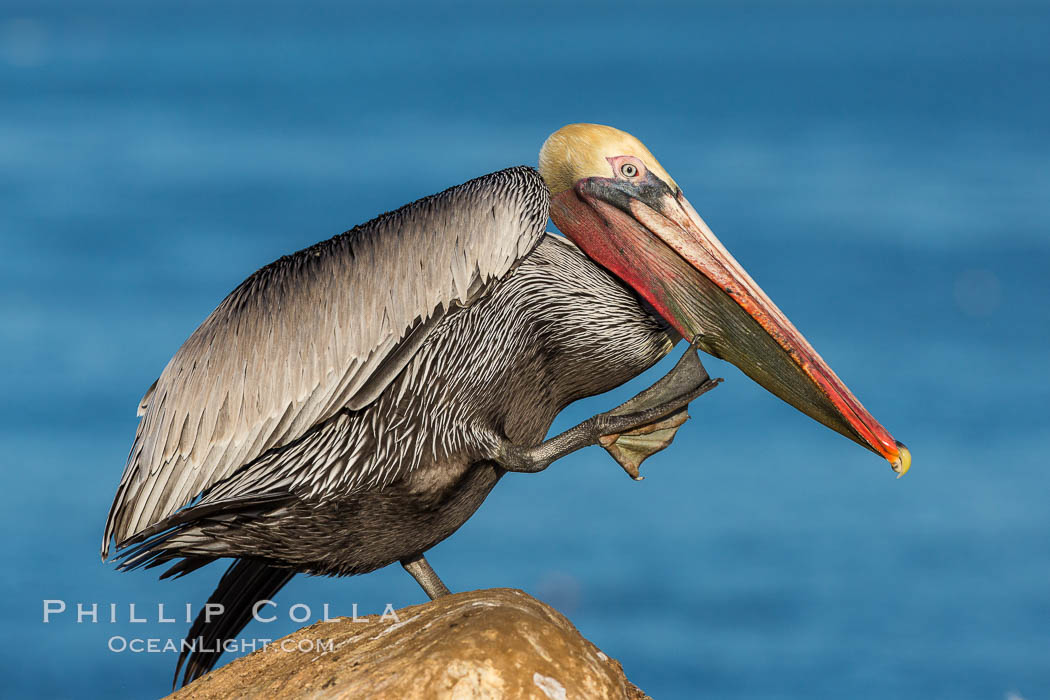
2, 1, 1049, 698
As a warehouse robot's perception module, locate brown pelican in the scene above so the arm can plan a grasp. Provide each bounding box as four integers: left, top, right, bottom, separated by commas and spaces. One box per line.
103, 123, 910, 687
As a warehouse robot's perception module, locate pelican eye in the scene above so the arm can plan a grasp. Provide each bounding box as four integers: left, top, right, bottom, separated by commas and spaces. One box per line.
620, 162, 638, 178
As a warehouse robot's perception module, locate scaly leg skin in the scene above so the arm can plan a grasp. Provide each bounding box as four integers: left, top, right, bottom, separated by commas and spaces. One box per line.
497, 341, 722, 479
401, 553, 451, 599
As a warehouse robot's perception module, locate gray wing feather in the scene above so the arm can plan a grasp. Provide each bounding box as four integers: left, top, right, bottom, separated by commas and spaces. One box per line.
103, 167, 549, 557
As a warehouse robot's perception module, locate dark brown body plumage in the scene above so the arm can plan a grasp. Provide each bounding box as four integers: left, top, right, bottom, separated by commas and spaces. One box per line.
123, 235, 674, 575
108, 168, 677, 684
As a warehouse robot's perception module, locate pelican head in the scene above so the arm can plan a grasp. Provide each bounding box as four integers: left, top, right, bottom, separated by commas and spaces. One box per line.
539, 123, 910, 476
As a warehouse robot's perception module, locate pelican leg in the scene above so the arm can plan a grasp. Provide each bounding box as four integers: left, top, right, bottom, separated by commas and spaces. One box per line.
401, 553, 451, 600
497, 342, 721, 478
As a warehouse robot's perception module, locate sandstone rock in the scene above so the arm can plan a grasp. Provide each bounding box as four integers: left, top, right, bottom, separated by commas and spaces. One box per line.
168, 587, 650, 700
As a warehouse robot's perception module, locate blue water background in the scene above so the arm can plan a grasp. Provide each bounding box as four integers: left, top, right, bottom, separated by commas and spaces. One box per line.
2, 1, 1049, 698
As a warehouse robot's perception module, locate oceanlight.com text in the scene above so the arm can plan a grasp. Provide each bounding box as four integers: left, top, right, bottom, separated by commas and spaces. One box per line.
107, 636, 336, 655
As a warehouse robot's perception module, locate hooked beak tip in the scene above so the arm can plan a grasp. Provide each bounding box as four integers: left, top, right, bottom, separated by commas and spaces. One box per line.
890, 440, 911, 478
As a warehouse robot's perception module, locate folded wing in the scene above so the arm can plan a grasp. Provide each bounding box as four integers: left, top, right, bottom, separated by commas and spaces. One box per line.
103, 166, 549, 557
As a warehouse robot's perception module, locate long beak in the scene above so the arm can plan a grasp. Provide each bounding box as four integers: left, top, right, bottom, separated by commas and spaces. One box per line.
554, 180, 910, 476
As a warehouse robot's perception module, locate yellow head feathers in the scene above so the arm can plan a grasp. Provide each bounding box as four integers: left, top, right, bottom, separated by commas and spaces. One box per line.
538, 123, 678, 195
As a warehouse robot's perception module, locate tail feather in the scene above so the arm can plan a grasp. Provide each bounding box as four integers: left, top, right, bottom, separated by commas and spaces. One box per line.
110, 493, 291, 573
175, 558, 295, 689
159, 556, 213, 580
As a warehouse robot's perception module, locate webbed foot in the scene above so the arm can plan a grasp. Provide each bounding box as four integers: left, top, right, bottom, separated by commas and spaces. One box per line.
597, 344, 719, 479
599, 407, 689, 480
496, 341, 721, 476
